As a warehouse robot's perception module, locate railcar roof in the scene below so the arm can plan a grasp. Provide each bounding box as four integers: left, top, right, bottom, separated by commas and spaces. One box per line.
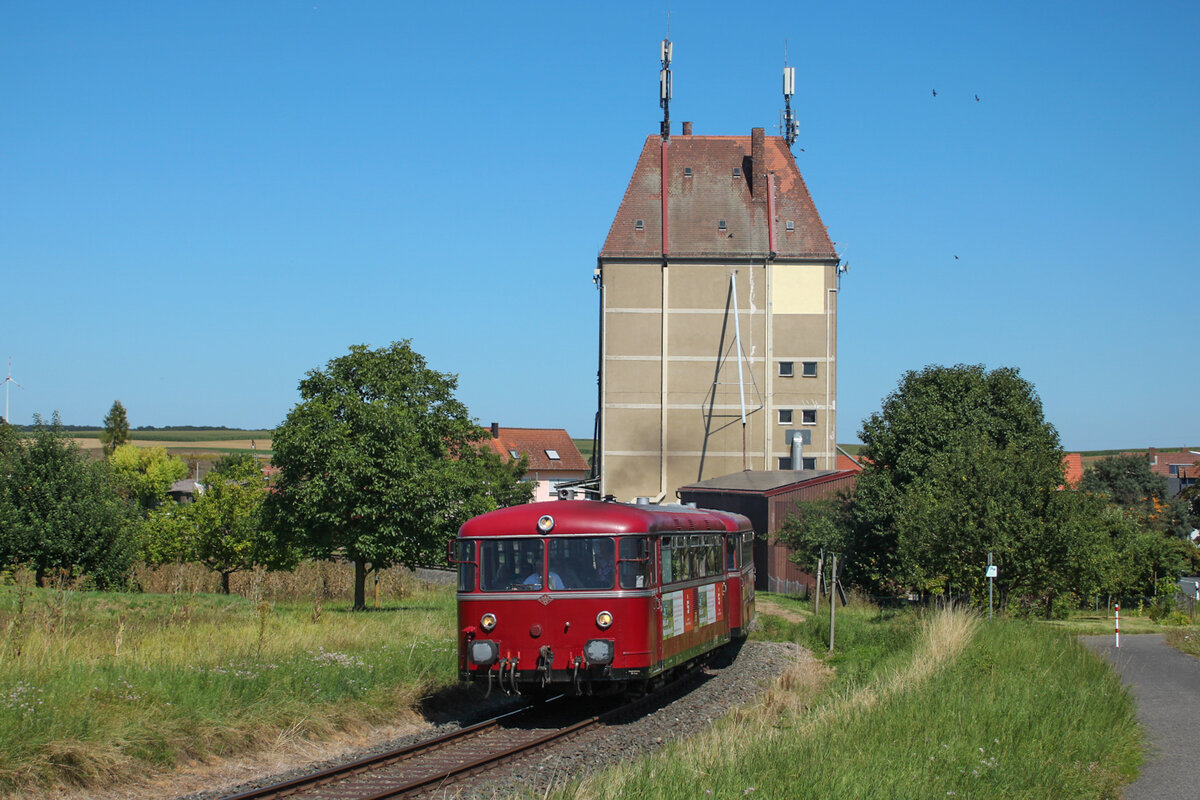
457, 500, 750, 537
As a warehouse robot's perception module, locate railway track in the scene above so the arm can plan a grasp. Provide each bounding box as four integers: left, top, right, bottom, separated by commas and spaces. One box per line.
219, 670, 706, 800
219, 695, 619, 800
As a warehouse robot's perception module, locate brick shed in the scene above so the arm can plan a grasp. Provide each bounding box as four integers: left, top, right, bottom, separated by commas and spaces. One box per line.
678, 469, 858, 595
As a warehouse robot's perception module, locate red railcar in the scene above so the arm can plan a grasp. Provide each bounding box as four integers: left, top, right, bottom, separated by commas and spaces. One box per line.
451, 499, 755, 696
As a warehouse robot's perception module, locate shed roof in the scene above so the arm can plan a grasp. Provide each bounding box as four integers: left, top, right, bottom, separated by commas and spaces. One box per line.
680, 469, 847, 497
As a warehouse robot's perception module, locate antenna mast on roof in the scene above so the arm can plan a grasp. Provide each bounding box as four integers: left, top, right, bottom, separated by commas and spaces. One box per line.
659, 25, 673, 140
782, 42, 798, 149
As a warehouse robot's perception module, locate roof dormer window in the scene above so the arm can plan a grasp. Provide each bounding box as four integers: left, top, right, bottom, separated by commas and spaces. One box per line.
545, 449, 560, 460
683, 167, 693, 177
635, 219, 644, 230
508, 449, 520, 459
786, 220, 795, 231
718, 220, 727, 231
732, 167, 741, 178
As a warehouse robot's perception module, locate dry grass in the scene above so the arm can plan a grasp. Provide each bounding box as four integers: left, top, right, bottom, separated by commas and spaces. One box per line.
570, 608, 978, 800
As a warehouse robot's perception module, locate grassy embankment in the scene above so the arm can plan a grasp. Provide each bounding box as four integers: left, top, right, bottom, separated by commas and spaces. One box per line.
564, 595, 1143, 800
0, 564, 456, 796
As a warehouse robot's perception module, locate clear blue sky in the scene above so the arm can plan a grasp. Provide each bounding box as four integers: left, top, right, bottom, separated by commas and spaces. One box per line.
2, 1, 1196, 452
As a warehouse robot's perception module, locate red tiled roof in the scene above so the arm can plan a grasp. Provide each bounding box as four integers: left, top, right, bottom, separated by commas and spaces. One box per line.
601, 133, 837, 260
1148, 449, 1200, 478
1062, 453, 1083, 487
483, 427, 589, 473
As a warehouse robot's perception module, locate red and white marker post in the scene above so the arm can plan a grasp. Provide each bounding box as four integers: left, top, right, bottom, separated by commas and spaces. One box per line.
1115, 603, 1120, 648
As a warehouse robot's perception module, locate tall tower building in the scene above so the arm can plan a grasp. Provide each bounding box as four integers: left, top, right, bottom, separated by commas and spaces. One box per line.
596, 122, 840, 502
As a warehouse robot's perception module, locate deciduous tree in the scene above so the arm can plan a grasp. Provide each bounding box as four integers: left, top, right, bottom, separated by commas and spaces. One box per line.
0, 414, 136, 587
108, 444, 188, 511
265, 342, 532, 609
850, 364, 1066, 606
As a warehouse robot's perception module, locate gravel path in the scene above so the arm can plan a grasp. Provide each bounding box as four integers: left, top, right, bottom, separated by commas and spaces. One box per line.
180, 639, 803, 800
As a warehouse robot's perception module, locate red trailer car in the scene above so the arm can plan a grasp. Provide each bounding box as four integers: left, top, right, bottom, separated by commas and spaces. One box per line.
451, 499, 755, 696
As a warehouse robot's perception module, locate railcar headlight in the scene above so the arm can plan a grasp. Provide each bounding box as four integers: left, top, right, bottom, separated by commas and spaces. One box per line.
470, 640, 499, 665
584, 638, 614, 665
480, 612, 497, 632
537, 514, 555, 533
596, 610, 614, 630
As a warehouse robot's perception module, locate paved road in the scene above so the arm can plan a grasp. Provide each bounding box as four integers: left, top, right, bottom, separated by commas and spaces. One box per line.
1080, 633, 1200, 800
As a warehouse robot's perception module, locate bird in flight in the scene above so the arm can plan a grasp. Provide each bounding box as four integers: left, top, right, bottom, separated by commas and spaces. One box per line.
954, 255, 959, 260
975, 94, 980, 102
932, 89, 937, 97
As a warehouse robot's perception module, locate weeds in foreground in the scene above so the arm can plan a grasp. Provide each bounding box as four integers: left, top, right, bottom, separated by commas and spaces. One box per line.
0, 567, 458, 796
566, 608, 1138, 800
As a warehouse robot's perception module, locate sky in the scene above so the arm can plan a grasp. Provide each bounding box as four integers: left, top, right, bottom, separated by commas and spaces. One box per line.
2, 1, 1197, 452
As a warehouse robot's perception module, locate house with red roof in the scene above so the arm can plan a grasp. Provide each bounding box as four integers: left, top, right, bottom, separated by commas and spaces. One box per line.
483, 423, 590, 503
597, 120, 840, 503
1148, 447, 1200, 495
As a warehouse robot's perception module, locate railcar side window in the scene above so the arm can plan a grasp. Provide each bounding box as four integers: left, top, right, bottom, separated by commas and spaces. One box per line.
618, 537, 652, 589
661, 537, 674, 583
480, 539, 545, 592
548, 537, 615, 590
726, 535, 738, 570
453, 540, 477, 592
741, 532, 754, 571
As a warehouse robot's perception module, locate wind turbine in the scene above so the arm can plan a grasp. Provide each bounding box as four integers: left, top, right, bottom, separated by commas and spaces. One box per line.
3, 358, 23, 424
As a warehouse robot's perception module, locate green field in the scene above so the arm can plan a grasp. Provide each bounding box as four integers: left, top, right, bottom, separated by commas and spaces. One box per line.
565, 597, 1144, 800
68, 429, 274, 442
0, 565, 456, 795
0, 575, 1167, 799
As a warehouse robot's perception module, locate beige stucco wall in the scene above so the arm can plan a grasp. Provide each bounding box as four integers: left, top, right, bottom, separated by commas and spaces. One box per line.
600, 259, 838, 502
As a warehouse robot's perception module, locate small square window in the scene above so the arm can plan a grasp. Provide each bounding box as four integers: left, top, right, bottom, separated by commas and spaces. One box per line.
635, 219, 644, 230
778, 361, 794, 377
718, 220, 727, 231
802, 457, 817, 470
802, 361, 818, 378
778, 457, 793, 470
778, 409, 793, 425
545, 449, 560, 460
684, 167, 693, 177
733, 166, 742, 178
801, 409, 817, 425
785, 220, 795, 231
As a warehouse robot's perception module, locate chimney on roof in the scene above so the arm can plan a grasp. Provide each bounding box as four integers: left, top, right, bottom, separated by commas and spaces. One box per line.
682, 121, 693, 136
751, 127, 766, 199
490, 422, 499, 439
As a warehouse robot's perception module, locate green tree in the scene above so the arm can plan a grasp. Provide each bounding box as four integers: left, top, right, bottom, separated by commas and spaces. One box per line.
1081, 454, 1191, 537
265, 341, 532, 609
850, 364, 1066, 606
778, 496, 852, 571
99, 400, 130, 457
0, 414, 137, 587
189, 458, 285, 593
108, 443, 188, 511
209, 451, 258, 479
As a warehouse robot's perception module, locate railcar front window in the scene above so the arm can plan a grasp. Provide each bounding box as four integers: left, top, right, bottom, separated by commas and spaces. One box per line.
618, 537, 652, 589
480, 539, 545, 591
548, 537, 615, 590
453, 540, 477, 592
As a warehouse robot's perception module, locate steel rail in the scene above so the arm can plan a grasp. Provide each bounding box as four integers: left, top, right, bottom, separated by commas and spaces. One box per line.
218, 702, 536, 800
220, 666, 705, 800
